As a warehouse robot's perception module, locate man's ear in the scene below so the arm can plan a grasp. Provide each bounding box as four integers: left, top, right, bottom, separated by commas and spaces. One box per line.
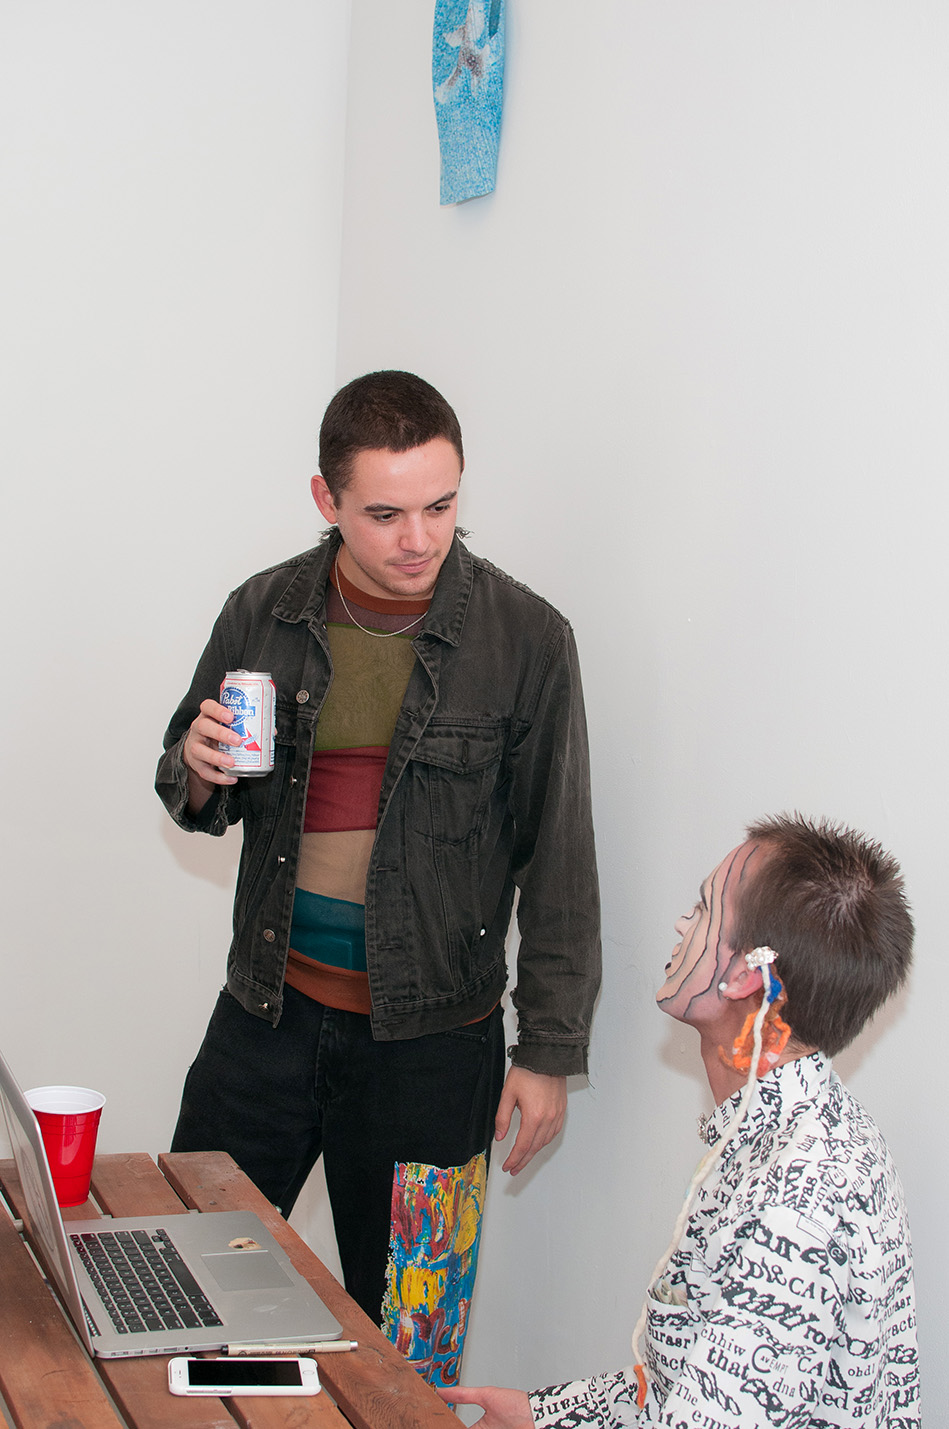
311, 474, 338, 524
721, 962, 764, 1002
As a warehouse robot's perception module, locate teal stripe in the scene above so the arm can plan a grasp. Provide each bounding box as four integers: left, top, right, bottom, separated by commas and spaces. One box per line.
290, 889, 367, 971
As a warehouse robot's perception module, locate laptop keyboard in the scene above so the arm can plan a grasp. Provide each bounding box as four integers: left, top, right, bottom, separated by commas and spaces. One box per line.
70, 1227, 223, 1336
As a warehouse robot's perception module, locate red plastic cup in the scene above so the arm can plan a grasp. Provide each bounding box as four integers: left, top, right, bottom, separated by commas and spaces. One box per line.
25, 1085, 106, 1207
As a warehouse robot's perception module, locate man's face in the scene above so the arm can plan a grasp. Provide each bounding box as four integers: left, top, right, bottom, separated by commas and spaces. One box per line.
311, 437, 461, 601
657, 840, 763, 1026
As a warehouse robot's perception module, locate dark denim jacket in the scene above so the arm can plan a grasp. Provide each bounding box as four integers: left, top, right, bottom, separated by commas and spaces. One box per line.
156, 532, 600, 1075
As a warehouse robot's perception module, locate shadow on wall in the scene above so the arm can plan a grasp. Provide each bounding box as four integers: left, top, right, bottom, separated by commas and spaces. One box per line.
832, 984, 911, 1086
158, 813, 243, 892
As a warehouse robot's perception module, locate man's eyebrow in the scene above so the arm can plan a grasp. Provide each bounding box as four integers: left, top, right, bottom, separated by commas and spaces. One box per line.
362, 490, 458, 513
698, 879, 710, 908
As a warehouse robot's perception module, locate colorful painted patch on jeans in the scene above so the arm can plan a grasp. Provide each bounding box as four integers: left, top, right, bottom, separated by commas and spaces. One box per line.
381, 1152, 487, 1385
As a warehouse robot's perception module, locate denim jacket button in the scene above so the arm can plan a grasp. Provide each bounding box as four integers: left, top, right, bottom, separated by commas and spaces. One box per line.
295, 690, 310, 704
262, 929, 276, 942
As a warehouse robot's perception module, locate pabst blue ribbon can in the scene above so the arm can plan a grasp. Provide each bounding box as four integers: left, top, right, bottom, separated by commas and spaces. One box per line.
219, 670, 276, 777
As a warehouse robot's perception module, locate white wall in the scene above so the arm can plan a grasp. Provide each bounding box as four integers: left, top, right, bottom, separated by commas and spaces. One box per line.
336, 0, 948, 1414
3, 0, 946, 1420
0, 0, 350, 1238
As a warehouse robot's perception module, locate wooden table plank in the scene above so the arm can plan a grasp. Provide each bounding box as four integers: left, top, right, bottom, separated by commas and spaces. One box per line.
92, 1152, 195, 1217
225, 1392, 355, 1429
160, 1152, 459, 1429
0, 1198, 123, 1429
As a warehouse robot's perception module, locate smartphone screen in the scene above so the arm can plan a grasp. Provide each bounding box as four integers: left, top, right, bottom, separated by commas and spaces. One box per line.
187, 1359, 305, 1388
168, 1356, 321, 1395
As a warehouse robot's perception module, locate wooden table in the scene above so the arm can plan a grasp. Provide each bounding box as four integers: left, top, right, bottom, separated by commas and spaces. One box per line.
0, 1149, 460, 1429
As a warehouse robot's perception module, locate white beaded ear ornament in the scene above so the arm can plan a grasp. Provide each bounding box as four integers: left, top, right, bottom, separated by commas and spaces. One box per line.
718, 948, 775, 995
631, 943, 782, 1408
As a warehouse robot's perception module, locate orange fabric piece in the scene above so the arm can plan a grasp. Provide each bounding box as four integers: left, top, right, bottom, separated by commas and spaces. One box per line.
719, 988, 792, 1077
284, 949, 372, 1014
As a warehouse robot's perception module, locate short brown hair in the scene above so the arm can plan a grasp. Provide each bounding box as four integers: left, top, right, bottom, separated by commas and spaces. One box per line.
730, 814, 913, 1056
318, 371, 464, 497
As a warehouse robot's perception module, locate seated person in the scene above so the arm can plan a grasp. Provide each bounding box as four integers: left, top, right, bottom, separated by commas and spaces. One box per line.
441, 815, 920, 1429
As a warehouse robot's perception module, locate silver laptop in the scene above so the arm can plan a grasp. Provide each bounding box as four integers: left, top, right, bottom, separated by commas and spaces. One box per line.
0, 1045, 341, 1358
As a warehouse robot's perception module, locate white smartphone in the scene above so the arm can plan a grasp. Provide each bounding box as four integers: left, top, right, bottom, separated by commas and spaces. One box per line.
167, 1355, 320, 1396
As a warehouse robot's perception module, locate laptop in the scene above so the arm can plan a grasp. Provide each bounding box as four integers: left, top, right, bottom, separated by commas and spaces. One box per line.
0, 1045, 342, 1358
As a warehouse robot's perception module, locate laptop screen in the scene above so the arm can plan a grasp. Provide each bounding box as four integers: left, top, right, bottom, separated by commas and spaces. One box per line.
0, 1046, 97, 1350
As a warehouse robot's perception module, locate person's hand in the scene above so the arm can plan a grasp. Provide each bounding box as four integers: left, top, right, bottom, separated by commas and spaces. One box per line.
183, 698, 240, 811
436, 1384, 534, 1429
494, 1066, 567, 1175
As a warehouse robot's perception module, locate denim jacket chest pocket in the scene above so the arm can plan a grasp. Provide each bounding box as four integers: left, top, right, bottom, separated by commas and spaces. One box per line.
404, 720, 508, 846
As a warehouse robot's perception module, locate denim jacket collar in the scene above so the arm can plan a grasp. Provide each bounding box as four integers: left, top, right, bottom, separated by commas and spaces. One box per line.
270, 528, 472, 649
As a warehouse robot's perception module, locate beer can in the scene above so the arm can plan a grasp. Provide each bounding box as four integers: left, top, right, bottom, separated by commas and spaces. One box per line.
219, 670, 276, 777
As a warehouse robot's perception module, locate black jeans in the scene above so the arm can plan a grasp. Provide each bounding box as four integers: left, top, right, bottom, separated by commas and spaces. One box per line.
171, 987, 506, 1322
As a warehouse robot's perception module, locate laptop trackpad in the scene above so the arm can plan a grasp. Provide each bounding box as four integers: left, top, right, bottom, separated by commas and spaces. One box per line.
201, 1251, 294, 1291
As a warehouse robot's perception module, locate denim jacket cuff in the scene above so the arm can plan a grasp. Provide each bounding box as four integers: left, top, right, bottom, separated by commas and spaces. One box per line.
508, 1041, 589, 1077
157, 739, 227, 834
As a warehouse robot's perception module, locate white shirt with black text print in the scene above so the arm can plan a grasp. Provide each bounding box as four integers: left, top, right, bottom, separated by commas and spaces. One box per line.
529, 1053, 918, 1429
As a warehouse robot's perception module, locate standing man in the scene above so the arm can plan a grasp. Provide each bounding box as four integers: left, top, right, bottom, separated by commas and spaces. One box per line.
445, 815, 919, 1427
156, 371, 601, 1383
